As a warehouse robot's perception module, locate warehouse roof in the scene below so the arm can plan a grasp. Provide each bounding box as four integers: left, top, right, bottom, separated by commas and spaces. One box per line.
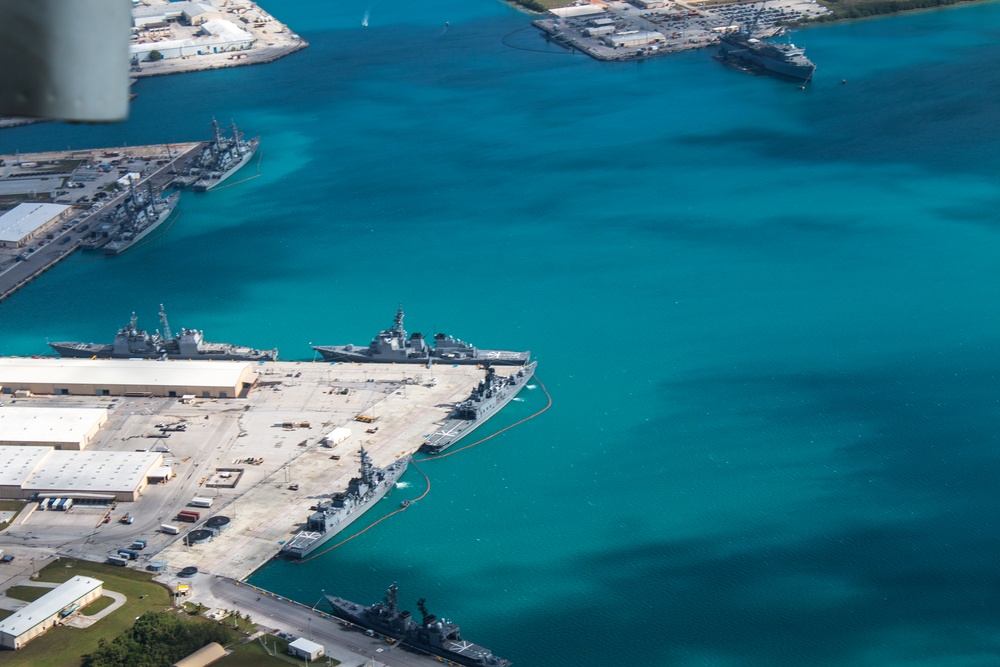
0, 446, 50, 487
0, 203, 70, 243
0, 576, 102, 638
0, 407, 107, 444
23, 450, 163, 493
0, 358, 254, 389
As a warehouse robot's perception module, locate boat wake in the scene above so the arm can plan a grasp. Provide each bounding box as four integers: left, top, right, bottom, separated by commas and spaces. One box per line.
395, 481, 410, 488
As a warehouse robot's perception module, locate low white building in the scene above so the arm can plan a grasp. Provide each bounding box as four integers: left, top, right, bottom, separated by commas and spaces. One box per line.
129, 18, 254, 62
0, 576, 103, 649
0, 446, 164, 501
288, 637, 325, 661
603, 30, 666, 48
0, 406, 108, 450
0, 203, 72, 248
324, 427, 352, 446
0, 358, 258, 399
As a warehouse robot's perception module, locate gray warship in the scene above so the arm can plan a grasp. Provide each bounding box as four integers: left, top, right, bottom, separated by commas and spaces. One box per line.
420, 361, 537, 455
326, 583, 512, 667
715, 7, 815, 82
104, 183, 179, 255
47, 305, 278, 361
312, 306, 530, 366
178, 119, 259, 191
281, 448, 409, 559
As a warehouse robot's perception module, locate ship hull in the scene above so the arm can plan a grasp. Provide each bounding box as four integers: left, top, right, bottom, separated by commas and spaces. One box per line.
420, 361, 536, 455
281, 457, 408, 559
192, 137, 259, 192
103, 195, 178, 256
48, 342, 276, 361
313, 345, 530, 366
717, 37, 815, 82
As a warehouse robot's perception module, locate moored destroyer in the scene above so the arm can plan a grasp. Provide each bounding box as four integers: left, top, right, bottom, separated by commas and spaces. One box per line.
183, 119, 259, 192
48, 305, 278, 361
281, 448, 409, 559
312, 305, 530, 366
420, 361, 537, 455
714, 6, 815, 82
326, 583, 512, 667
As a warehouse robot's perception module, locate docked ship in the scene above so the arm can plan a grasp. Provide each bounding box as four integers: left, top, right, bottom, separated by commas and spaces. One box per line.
48, 305, 278, 361
103, 185, 179, 255
312, 306, 530, 366
280, 448, 409, 559
715, 9, 815, 82
420, 361, 536, 455
190, 119, 259, 192
326, 583, 512, 667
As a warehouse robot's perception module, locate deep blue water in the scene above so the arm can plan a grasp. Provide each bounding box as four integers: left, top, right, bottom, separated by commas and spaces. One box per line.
3, 1, 1000, 664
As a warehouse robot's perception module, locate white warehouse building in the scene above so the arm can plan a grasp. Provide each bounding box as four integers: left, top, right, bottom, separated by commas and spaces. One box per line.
0, 358, 258, 399
0, 576, 103, 649
0, 406, 108, 450
0, 203, 72, 248
0, 446, 164, 502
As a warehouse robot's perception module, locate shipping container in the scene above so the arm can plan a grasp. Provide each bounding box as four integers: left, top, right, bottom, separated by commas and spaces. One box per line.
160, 524, 180, 534
107, 555, 128, 566
176, 510, 200, 522
117, 549, 138, 560
189, 497, 213, 508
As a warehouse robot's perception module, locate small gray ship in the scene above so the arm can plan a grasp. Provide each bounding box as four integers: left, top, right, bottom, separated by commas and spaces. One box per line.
326, 583, 512, 667
281, 448, 409, 559
313, 306, 530, 366
715, 7, 815, 82
48, 305, 278, 361
420, 361, 536, 455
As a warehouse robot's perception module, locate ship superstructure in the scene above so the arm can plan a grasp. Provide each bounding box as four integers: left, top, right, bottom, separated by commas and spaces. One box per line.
48, 305, 278, 361
326, 583, 512, 667
419, 361, 536, 455
178, 119, 259, 191
715, 6, 815, 82
313, 306, 530, 366
103, 181, 179, 255
280, 448, 409, 559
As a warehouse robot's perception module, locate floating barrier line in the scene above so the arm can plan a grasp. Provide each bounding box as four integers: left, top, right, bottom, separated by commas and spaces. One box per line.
418, 375, 552, 461
292, 376, 552, 561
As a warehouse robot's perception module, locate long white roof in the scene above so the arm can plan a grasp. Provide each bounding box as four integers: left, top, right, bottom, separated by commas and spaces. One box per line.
23, 449, 163, 493
0, 576, 102, 638
0, 203, 70, 243
0, 446, 50, 487
0, 358, 252, 389
0, 407, 107, 444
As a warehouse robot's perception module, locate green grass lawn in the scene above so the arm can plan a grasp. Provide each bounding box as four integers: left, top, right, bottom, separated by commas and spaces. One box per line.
0, 608, 12, 621
0, 499, 27, 531
80, 595, 116, 616
4, 585, 52, 602
1, 558, 173, 667
215, 636, 326, 667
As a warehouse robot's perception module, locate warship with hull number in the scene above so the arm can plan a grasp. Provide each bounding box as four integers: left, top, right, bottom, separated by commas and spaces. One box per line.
48, 305, 278, 361
420, 361, 536, 455
326, 583, 512, 667
178, 119, 259, 192
313, 306, 530, 366
281, 448, 409, 559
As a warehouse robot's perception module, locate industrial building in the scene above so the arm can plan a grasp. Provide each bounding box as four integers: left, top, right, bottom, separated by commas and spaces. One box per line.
0, 406, 108, 450
603, 30, 666, 48
0, 576, 103, 649
0, 358, 258, 399
130, 17, 254, 62
0, 203, 73, 248
171, 641, 227, 667
0, 446, 164, 501
287, 637, 325, 662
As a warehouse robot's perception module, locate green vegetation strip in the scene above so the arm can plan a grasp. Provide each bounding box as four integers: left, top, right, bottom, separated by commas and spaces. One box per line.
81, 611, 237, 667
4, 585, 53, 602
810, 0, 979, 20
215, 635, 327, 667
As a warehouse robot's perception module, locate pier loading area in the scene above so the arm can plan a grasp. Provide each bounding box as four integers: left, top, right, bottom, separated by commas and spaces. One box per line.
0, 361, 493, 581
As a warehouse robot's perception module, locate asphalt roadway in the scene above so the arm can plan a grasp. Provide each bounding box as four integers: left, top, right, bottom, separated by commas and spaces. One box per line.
206, 575, 449, 667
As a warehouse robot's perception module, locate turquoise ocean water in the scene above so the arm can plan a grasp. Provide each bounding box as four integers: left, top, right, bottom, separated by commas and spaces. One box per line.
2, 1, 1000, 664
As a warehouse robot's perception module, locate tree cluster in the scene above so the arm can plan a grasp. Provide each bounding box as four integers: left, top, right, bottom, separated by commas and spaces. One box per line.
810, 0, 970, 20
82, 612, 236, 667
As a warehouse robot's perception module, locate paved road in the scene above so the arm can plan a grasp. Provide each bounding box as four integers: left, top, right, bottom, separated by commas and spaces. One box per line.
206, 576, 448, 667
